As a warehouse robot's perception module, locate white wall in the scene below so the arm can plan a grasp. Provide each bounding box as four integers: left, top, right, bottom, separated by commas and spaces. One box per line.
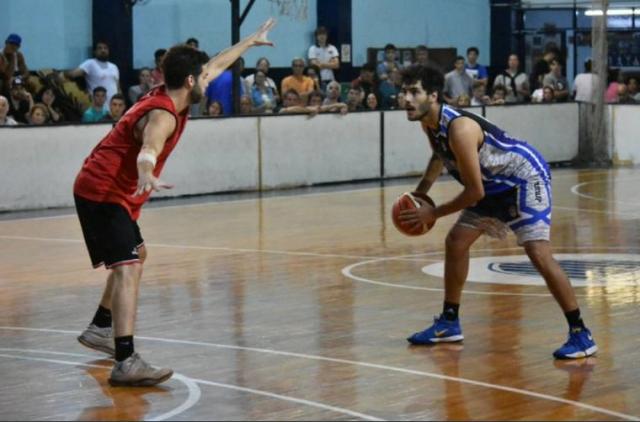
383, 110, 432, 177
484, 103, 580, 162
611, 105, 640, 164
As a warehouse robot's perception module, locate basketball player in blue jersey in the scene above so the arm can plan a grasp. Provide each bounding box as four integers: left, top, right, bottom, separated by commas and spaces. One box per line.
398, 65, 597, 359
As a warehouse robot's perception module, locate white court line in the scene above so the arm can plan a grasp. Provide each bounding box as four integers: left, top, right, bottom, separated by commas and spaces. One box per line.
0, 168, 614, 224
1, 327, 637, 421
0, 347, 382, 421
570, 177, 640, 205
0, 349, 201, 422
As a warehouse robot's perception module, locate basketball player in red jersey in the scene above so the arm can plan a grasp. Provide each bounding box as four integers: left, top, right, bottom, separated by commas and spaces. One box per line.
74, 19, 276, 387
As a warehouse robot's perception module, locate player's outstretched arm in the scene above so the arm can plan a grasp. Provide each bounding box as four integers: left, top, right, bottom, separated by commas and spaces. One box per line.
134, 109, 177, 196
202, 18, 276, 86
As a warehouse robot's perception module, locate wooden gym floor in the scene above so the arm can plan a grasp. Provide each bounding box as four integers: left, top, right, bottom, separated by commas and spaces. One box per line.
0, 168, 639, 421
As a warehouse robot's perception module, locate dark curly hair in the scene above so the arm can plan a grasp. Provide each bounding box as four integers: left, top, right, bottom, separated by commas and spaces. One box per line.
401, 65, 445, 102
161, 45, 209, 90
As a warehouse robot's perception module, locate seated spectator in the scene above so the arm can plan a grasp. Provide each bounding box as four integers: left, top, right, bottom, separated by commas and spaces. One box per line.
0, 33, 29, 97
305, 64, 321, 92
280, 89, 313, 115
239, 95, 253, 115
28, 103, 49, 125
129, 67, 152, 104
456, 94, 471, 107
308, 26, 340, 89
205, 59, 246, 116
82, 86, 108, 122
542, 59, 569, 102
627, 76, 639, 102
396, 92, 406, 109
351, 63, 380, 105
251, 70, 277, 113
605, 69, 621, 103
207, 100, 223, 116
615, 83, 634, 104
491, 85, 507, 105
414, 45, 429, 66
379, 67, 402, 109
281, 58, 315, 102
7, 76, 33, 124
572, 59, 596, 103
323, 81, 343, 106
493, 54, 529, 103
151, 48, 166, 86
444, 56, 473, 105
542, 85, 555, 103
186, 37, 199, 50
465, 47, 488, 86
346, 86, 365, 112
365, 93, 379, 110
37, 87, 63, 123
65, 41, 121, 108
0, 95, 18, 125
308, 90, 324, 107
470, 81, 491, 106
246, 57, 279, 103
530, 47, 558, 91
102, 93, 126, 122
377, 43, 402, 81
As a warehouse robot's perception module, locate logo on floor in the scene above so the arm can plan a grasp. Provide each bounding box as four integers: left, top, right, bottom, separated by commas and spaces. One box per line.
422, 254, 640, 286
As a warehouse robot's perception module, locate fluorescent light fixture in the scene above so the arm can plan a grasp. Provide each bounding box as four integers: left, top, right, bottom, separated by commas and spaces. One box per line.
585, 8, 634, 16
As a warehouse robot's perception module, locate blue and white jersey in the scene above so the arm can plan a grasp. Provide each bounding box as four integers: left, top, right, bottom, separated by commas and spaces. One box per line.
425, 104, 551, 196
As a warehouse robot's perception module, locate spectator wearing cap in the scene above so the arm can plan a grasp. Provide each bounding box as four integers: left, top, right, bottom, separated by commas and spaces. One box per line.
65, 41, 121, 109
281, 58, 315, 103
377, 44, 402, 81
7, 76, 33, 124
0, 33, 29, 96
151, 48, 166, 86
308, 26, 340, 89
0, 95, 18, 126
465, 47, 488, 86
82, 86, 108, 123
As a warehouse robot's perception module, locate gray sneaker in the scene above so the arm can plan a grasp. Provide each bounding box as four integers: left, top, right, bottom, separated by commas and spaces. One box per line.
77, 324, 114, 357
109, 353, 173, 387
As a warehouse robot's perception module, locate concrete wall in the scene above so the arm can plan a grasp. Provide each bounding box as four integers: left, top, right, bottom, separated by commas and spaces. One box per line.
0, 104, 588, 211
611, 105, 640, 164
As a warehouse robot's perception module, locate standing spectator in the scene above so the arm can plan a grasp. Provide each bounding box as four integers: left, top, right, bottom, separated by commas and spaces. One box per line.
414, 45, 429, 66
205, 59, 246, 116
128, 68, 152, 104
493, 54, 529, 103
305, 64, 321, 91
365, 93, 379, 110
186, 37, 199, 50
0, 95, 18, 125
102, 93, 126, 122
245, 57, 279, 103
0, 33, 29, 97
308, 26, 340, 89
82, 86, 108, 123
150, 48, 166, 86
464, 47, 488, 86
207, 100, 223, 116
7, 76, 33, 124
572, 59, 597, 103
281, 58, 315, 102
542, 86, 556, 103
377, 44, 402, 81
65, 41, 121, 108
251, 70, 277, 113
351, 63, 380, 106
470, 81, 491, 106
443, 56, 473, 105
379, 67, 402, 109
28, 103, 49, 125
37, 87, 63, 123
531, 47, 559, 91
542, 58, 569, 102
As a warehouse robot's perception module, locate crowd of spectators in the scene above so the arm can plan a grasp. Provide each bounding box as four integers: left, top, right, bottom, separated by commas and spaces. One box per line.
2, 30, 640, 127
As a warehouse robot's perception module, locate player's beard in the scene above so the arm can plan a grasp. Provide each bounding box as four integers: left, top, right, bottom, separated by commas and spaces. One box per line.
406, 100, 430, 121
190, 83, 203, 104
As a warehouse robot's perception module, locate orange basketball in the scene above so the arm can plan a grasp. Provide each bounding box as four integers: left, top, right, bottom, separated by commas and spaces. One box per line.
391, 192, 436, 236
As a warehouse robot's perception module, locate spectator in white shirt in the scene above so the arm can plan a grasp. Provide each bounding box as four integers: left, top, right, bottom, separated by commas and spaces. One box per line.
64, 41, 121, 109
308, 26, 340, 90
572, 59, 597, 103
0, 94, 18, 125
493, 54, 529, 103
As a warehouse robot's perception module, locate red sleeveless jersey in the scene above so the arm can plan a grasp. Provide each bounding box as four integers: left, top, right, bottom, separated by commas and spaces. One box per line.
74, 86, 188, 220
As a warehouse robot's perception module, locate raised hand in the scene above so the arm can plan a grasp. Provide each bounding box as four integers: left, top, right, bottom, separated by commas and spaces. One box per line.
252, 18, 277, 47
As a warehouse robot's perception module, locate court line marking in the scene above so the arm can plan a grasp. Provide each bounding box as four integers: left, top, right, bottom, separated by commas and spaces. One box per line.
570, 178, 640, 205
0, 347, 383, 421
0, 168, 614, 224
1, 327, 637, 421
0, 349, 201, 422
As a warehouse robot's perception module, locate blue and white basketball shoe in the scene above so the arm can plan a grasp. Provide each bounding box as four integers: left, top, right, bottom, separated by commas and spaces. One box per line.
553, 327, 598, 359
407, 315, 464, 345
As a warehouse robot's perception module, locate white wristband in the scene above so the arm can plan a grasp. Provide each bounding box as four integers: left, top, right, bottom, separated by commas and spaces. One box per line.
137, 152, 157, 168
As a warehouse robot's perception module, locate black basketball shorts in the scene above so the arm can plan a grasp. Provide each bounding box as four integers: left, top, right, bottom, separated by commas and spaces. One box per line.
74, 195, 144, 269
